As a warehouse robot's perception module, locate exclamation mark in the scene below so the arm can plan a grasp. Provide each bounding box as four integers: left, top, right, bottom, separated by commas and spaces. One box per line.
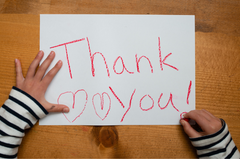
186, 80, 192, 105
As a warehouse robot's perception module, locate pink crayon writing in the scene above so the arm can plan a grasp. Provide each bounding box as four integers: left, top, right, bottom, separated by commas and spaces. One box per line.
187, 80, 192, 105
50, 37, 178, 79
139, 94, 154, 111
58, 80, 192, 122
158, 93, 179, 112
109, 86, 136, 122
113, 56, 134, 74
135, 54, 153, 73
92, 92, 111, 121
86, 37, 111, 77
57, 89, 88, 123
158, 37, 178, 71
50, 38, 85, 79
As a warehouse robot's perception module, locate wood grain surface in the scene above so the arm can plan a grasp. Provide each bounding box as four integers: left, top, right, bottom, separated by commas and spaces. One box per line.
0, 0, 239, 158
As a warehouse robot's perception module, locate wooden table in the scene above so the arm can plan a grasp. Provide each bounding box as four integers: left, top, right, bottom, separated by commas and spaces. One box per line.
0, 0, 239, 158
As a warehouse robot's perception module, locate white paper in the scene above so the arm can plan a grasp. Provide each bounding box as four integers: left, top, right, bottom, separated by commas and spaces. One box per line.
39, 14, 195, 125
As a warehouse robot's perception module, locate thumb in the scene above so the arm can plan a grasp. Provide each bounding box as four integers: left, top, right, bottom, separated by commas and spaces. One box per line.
180, 119, 201, 138
45, 103, 70, 113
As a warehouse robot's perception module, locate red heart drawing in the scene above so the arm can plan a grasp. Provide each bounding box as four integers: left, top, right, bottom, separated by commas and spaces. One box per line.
92, 92, 111, 120
57, 89, 88, 123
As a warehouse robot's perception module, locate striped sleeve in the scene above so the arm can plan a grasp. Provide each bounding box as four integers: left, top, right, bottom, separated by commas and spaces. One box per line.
0, 86, 48, 158
190, 119, 240, 158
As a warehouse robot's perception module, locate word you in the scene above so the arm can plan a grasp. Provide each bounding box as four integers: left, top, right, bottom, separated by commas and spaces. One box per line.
57, 81, 192, 123
50, 37, 178, 79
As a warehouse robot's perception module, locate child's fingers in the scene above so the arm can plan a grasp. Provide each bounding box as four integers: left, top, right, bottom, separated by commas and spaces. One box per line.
45, 103, 69, 113
15, 59, 24, 87
180, 119, 201, 138
41, 60, 62, 91
184, 110, 210, 129
35, 51, 55, 81
26, 51, 44, 79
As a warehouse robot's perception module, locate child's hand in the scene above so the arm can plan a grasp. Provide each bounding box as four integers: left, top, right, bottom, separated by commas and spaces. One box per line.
180, 109, 222, 138
15, 51, 69, 113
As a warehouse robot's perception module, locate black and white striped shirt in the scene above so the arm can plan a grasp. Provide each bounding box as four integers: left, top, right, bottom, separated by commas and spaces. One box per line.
190, 120, 240, 158
0, 87, 48, 158
0, 87, 239, 158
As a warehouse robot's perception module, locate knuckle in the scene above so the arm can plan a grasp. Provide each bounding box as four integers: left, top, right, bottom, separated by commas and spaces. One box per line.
17, 70, 22, 74
39, 64, 48, 71
190, 110, 197, 115
194, 113, 200, 119
16, 71, 22, 76
47, 70, 56, 77
209, 122, 221, 132
187, 110, 194, 115
209, 125, 216, 131
45, 55, 54, 63
199, 109, 205, 115
188, 110, 194, 113
29, 63, 36, 70
24, 80, 35, 88
200, 109, 205, 113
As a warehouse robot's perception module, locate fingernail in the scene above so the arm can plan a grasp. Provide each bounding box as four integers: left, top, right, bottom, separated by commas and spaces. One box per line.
38, 50, 43, 56
57, 60, 62, 66
63, 108, 69, 113
15, 59, 18, 64
50, 51, 55, 56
